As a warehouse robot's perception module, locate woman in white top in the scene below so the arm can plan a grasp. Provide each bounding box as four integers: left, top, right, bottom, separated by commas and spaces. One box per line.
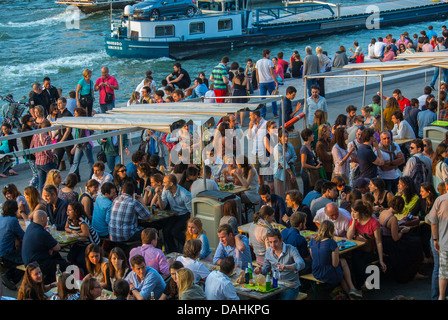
176, 239, 210, 283
432, 143, 448, 187
127, 91, 140, 106
226, 156, 260, 205
331, 127, 354, 184
248, 205, 275, 265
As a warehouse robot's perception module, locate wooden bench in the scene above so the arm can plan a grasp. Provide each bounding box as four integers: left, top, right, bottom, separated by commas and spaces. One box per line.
300, 273, 324, 300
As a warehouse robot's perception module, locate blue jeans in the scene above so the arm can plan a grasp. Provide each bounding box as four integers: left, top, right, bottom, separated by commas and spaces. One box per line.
430, 67, 448, 87
37, 162, 57, 193
259, 81, 277, 117
106, 154, 120, 173
276, 286, 300, 300
306, 79, 318, 97
431, 237, 439, 300
69, 144, 94, 180
100, 101, 115, 113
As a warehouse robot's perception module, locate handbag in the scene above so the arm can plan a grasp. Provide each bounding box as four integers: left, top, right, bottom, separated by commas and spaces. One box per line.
103, 81, 114, 104
80, 80, 93, 107
97, 143, 107, 163
305, 167, 321, 184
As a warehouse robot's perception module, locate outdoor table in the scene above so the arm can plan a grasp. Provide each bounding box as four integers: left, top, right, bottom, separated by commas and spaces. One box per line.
166, 252, 296, 300
233, 279, 297, 300
140, 209, 179, 223
45, 279, 115, 299
219, 185, 250, 195
334, 236, 366, 254
19, 220, 85, 247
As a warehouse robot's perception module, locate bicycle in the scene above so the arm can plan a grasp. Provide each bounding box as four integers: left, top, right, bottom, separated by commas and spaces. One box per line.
0, 94, 29, 132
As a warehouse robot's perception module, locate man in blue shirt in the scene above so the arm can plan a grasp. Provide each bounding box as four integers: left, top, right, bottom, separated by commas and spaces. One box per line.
92, 182, 117, 238
22, 210, 70, 284
205, 256, 239, 300
302, 179, 325, 208
126, 150, 148, 188
214, 224, 252, 269
258, 184, 287, 224
254, 229, 305, 300
281, 212, 311, 274
189, 77, 208, 100
417, 100, 437, 138
0, 200, 25, 289
155, 174, 192, 253
126, 254, 166, 300
279, 86, 302, 128
42, 184, 68, 231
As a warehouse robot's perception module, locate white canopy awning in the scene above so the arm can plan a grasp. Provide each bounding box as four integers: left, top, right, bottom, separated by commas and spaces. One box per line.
54, 98, 282, 132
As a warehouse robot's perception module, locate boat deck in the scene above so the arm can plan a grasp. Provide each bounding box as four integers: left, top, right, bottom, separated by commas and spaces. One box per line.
256, 0, 446, 25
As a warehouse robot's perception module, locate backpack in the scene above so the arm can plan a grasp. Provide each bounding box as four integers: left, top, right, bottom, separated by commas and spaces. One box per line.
410, 156, 427, 189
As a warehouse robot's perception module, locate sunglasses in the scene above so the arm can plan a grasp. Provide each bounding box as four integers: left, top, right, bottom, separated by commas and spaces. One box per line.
118, 169, 127, 173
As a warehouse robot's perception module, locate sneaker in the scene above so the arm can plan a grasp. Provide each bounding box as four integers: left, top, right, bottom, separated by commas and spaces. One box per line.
430, 85, 436, 91
2, 276, 17, 291
273, 114, 279, 119
349, 289, 362, 299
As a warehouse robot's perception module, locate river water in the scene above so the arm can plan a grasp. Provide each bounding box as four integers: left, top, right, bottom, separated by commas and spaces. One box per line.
0, 0, 446, 104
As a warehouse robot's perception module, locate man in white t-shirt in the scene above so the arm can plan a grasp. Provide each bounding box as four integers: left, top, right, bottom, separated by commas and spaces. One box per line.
375, 131, 405, 194
373, 37, 387, 59
256, 48, 279, 119
313, 203, 351, 237
190, 165, 219, 198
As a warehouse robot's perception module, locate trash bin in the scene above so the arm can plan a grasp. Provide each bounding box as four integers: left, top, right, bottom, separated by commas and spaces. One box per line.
192, 190, 242, 253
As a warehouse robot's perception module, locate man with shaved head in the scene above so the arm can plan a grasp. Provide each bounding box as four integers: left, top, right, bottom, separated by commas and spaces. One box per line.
313, 202, 351, 237
95, 66, 119, 113
22, 210, 70, 284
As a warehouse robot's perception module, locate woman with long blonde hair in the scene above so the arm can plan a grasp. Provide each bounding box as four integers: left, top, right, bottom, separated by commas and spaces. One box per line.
44, 169, 62, 190
185, 217, 212, 261
175, 267, 206, 300
309, 220, 361, 299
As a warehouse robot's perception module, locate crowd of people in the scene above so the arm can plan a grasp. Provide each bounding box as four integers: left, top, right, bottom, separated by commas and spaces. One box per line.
1, 24, 448, 301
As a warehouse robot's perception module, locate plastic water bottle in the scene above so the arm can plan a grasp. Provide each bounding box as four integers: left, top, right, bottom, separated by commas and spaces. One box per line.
273, 269, 279, 288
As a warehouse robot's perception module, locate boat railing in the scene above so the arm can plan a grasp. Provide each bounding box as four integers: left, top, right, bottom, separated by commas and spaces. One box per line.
253, 3, 335, 25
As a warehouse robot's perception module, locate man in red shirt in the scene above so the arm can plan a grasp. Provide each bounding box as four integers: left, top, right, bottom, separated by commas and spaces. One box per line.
378, 88, 410, 112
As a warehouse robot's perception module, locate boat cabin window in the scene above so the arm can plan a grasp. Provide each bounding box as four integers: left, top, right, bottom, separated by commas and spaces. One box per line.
218, 19, 232, 31
189, 22, 205, 34
155, 25, 175, 37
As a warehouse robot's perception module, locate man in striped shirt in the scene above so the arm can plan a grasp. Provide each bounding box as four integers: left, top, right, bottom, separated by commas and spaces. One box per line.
210, 56, 230, 103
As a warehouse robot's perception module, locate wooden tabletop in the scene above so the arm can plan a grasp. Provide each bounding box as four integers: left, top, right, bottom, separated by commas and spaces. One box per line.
139, 209, 179, 223
334, 236, 366, 254
233, 280, 297, 300
219, 186, 250, 195
19, 219, 85, 246
238, 222, 286, 236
